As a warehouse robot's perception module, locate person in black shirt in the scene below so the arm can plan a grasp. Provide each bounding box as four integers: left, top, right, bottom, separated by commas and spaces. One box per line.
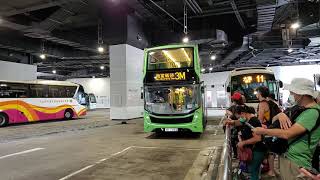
225, 105, 266, 180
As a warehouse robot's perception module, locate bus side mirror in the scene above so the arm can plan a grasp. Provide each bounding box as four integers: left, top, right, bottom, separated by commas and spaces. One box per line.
279, 81, 283, 88
227, 86, 231, 92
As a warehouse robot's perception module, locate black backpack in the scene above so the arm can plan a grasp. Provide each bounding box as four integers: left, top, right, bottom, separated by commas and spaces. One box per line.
264, 106, 320, 155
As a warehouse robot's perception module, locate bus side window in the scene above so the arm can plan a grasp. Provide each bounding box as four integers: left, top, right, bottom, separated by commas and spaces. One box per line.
49, 86, 66, 98
65, 86, 77, 98
30, 85, 49, 98
1, 83, 30, 98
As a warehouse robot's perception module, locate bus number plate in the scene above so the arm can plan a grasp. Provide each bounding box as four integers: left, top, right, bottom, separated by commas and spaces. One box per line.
165, 128, 178, 132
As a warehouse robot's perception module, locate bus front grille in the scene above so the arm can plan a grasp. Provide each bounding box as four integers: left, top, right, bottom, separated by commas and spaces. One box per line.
150, 116, 194, 124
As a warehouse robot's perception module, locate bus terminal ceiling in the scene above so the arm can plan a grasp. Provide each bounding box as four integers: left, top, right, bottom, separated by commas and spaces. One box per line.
0, 0, 319, 79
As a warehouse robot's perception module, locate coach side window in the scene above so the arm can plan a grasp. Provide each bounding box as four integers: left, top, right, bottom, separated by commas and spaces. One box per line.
30, 85, 49, 98
0, 83, 29, 98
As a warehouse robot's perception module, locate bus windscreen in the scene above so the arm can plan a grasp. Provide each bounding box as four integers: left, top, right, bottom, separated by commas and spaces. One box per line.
231, 73, 277, 103
147, 48, 193, 70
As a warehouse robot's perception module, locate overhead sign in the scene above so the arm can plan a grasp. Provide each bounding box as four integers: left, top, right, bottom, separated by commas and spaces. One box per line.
154, 72, 186, 81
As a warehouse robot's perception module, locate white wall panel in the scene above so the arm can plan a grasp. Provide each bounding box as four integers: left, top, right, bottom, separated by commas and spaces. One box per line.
0, 61, 37, 81
67, 78, 110, 108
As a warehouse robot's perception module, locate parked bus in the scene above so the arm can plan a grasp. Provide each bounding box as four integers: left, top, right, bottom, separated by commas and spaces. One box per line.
226, 67, 282, 108
143, 44, 206, 133
0, 80, 87, 127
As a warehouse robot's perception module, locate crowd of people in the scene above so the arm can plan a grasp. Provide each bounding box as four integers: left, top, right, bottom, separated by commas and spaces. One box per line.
224, 78, 320, 180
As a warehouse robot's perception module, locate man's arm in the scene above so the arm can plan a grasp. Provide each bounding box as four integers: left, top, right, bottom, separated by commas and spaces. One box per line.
242, 132, 261, 145
253, 123, 307, 139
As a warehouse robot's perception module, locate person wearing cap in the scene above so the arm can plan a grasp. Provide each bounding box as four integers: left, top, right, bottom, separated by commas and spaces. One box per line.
224, 92, 245, 158
253, 78, 320, 180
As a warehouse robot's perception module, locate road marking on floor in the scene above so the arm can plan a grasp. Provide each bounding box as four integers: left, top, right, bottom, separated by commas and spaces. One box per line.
131, 146, 201, 151
58, 146, 133, 180
0, 148, 45, 160
59, 165, 94, 180
58, 145, 203, 180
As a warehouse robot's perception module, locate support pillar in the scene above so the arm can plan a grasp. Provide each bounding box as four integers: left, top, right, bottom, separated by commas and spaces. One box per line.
109, 44, 144, 120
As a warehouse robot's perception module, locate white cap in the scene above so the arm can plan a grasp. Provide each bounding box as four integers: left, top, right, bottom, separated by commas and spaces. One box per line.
285, 78, 319, 99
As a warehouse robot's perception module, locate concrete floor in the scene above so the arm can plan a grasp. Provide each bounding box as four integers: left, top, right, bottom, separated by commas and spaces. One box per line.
0, 109, 225, 180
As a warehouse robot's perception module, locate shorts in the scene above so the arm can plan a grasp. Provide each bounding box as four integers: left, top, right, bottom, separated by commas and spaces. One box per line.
279, 155, 312, 180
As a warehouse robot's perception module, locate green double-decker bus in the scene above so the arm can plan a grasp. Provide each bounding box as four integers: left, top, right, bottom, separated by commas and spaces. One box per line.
143, 44, 206, 133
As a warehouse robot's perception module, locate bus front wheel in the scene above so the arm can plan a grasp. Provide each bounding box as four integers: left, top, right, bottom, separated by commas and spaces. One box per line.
64, 109, 74, 120
0, 113, 9, 127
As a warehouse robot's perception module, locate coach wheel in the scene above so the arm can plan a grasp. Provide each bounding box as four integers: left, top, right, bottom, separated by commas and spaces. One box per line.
0, 113, 9, 127
64, 109, 74, 120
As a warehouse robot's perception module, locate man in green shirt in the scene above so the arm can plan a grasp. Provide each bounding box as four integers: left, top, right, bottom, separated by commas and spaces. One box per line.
254, 78, 320, 180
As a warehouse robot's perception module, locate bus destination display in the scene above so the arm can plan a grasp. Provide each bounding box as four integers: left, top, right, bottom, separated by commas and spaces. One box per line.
154, 71, 186, 81
243, 75, 265, 84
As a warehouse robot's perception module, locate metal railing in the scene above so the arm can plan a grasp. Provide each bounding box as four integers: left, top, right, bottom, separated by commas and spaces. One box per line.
216, 125, 232, 180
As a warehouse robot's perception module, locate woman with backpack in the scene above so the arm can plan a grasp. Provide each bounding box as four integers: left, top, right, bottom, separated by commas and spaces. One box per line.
256, 86, 281, 177
225, 105, 266, 180
253, 78, 320, 180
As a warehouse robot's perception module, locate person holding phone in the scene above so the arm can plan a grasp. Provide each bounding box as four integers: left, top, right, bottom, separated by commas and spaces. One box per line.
225, 105, 266, 180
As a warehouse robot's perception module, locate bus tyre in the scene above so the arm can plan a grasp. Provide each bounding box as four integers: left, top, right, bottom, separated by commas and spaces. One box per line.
64, 109, 74, 120
0, 113, 9, 127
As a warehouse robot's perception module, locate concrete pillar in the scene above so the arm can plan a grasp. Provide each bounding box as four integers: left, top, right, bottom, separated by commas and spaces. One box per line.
109, 44, 144, 120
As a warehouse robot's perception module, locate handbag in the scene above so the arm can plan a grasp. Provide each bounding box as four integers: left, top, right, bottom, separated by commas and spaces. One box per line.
238, 147, 253, 162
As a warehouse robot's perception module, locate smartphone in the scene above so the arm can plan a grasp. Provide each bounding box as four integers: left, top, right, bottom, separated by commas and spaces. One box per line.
244, 122, 254, 129
304, 167, 319, 175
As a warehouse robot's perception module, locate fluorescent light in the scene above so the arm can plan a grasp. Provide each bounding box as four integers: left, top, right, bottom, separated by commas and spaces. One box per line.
39, 54, 46, 59
182, 36, 189, 43
52, 70, 56, 74
100, 66, 105, 70
181, 48, 191, 62
291, 22, 300, 29
162, 50, 180, 68
210, 55, 216, 60
287, 48, 293, 53
97, 46, 104, 53
299, 59, 320, 63
209, 67, 213, 71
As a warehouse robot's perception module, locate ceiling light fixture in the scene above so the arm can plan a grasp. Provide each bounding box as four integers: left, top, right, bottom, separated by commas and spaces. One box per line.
210, 55, 216, 60
299, 59, 320, 63
52, 70, 56, 74
287, 48, 293, 53
100, 66, 105, 70
291, 22, 300, 29
98, 46, 104, 53
209, 67, 213, 71
201, 68, 205, 72
182, 2, 190, 43
39, 39, 46, 59
97, 19, 104, 54
39, 54, 46, 59
182, 36, 189, 43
